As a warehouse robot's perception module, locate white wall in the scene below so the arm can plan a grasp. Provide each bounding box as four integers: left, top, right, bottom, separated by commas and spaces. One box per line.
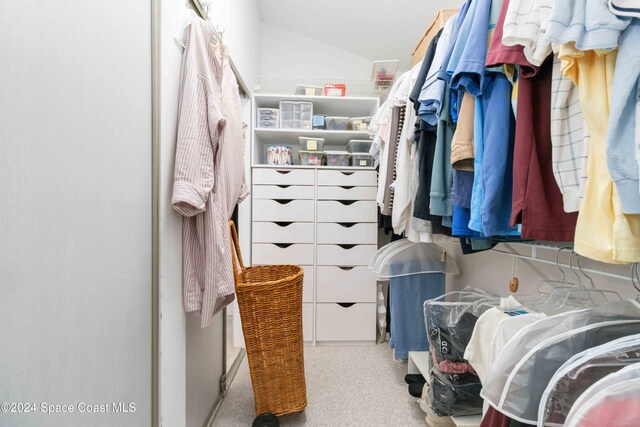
158, 1, 261, 427
260, 22, 373, 79
441, 242, 636, 300
0, 1, 152, 426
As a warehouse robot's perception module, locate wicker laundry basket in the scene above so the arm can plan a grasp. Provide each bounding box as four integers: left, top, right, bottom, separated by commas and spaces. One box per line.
228, 221, 307, 425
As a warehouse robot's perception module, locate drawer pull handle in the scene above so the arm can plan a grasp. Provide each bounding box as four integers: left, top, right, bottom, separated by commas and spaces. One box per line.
338, 223, 356, 228
276, 185, 291, 189
338, 266, 355, 271
338, 244, 356, 250
340, 186, 355, 190
274, 243, 294, 249
337, 200, 356, 206
337, 303, 356, 308
274, 222, 293, 227
274, 199, 293, 205
340, 172, 355, 176
276, 170, 291, 175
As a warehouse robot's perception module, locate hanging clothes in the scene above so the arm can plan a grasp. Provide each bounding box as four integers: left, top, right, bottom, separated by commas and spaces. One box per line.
172, 17, 248, 327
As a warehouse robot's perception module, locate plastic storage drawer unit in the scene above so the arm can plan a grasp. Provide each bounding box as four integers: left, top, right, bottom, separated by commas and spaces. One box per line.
351, 153, 374, 167
347, 139, 373, 153
280, 101, 313, 129
298, 137, 325, 151
257, 108, 279, 128
325, 151, 350, 167
299, 150, 325, 166
349, 116, 373, 131
325, 116, 349, 130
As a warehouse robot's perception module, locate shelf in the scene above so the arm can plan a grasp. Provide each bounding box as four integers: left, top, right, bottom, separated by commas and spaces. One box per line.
252, 164, 375, 171
254, 93, 380, 117
408, 351, 431, 376
254, 128, 372, 146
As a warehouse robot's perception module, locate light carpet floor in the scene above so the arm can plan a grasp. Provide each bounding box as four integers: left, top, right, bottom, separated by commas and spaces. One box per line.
213, 343, 426, 426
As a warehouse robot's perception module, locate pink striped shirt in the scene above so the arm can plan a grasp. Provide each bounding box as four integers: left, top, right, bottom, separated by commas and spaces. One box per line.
172, 19, 248, 328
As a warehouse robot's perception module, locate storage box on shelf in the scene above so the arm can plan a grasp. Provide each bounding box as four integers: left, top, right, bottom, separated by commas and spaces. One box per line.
325, 151, 350, 167
351, 153, 374, 167
348, 116, 372, 131
325, 116, 349, 130
257, 108, 279, 129
347, 139, 373, 153
253, 94, 380, 167
251, 165, 378, 344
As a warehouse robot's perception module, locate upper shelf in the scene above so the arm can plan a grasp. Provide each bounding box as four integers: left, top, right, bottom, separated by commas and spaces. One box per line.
254, 94, 380, 117
254, 128, 372, 145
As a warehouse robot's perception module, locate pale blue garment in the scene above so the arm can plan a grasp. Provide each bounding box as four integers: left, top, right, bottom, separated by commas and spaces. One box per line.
606, 20, 640, 214
546, 0, 630, 50
389, 273, 446, 361
437, 0, 474, 83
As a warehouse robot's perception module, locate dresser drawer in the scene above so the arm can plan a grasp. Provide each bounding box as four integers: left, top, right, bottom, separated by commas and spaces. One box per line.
252, 243, 314, 265
253, 199, 314, 222
301, 265, 314, 303
316, 223, 377, 244
253, 222, 314, 244
316, 244, 377, 266
317, 185, 377, 201
253, 168, 315, 185
316, 303, 376, 341
317, 170, 377, 186
303, 303, 313, 341
316, 266, 376, 303
253, 185, 315, 200
317, 200, 377, 223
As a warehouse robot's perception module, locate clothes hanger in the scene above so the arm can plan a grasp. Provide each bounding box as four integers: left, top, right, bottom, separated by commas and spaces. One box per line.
515, 247, 574, 304
632, 263, 640, 294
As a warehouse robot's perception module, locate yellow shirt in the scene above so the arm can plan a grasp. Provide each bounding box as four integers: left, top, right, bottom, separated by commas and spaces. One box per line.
560, 42, 640, 263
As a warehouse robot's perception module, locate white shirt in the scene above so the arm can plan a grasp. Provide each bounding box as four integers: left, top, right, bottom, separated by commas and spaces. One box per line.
502, 0, 553, 66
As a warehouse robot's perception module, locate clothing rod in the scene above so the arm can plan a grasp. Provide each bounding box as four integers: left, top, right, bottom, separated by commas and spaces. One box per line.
489, 246, 632, 281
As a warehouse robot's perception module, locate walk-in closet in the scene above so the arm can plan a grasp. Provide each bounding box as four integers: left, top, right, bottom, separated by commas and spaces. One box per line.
2, 0, 640, 426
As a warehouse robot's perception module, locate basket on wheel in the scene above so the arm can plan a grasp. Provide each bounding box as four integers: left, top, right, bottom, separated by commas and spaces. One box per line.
228, 221, 307, 425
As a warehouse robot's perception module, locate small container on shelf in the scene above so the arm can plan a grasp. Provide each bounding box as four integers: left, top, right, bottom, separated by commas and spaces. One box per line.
266, 146, 293, 166
313, 114, 326, 130
347, 139, 373, 153
324, 83, 346, 97
325, 151, 351, 167
325, 116, 349, 130
299, 150, 325, 166
298, 137, 325, 151
280, 101, 313, 129
257, 108, 280, 129
295, 84, 323, 96
351, 153, 374, 167
348, 116, 373, 131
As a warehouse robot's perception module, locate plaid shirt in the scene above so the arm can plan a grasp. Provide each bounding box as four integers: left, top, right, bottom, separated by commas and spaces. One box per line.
550, 54, 589, 213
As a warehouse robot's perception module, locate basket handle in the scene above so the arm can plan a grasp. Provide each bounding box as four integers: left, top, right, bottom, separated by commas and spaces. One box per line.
228, 221, 245, 278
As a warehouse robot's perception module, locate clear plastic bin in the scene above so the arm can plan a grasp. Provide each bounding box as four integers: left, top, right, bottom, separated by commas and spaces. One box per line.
280, 101, 313, 113
295, 84, 323, 96
325, 116, 349, 130
325, 151, 350, 167
298, 137, 325, 151
350, 153, 373, 167
347, 139, 373, 153
349, 116, 373, 131
299, 150, 325, 166
257, 108, 279, 128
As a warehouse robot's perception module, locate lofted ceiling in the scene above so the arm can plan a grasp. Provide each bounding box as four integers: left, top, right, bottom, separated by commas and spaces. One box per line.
257, 0, 461, 71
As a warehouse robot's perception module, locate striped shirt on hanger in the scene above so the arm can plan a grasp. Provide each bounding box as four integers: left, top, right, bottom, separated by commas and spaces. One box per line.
172, 18, 248, 328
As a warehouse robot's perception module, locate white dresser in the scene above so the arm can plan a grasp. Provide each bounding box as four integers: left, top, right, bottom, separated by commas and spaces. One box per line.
251, 166, 378, 344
